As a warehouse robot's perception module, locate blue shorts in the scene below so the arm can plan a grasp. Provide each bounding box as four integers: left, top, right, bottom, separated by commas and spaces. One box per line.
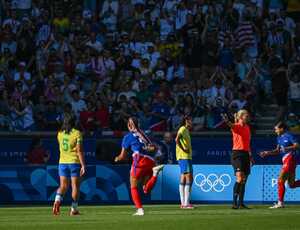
178, 159, 193, 174
58, 163, 81, 178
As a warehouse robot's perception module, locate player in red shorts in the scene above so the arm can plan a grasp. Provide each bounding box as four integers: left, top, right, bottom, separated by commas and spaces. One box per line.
115, 117, 164, 216
260, 122, 300, 208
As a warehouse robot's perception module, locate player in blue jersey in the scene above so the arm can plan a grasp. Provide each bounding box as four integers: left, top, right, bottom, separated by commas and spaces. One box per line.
115, 117, 164, 216
260, 122, 300, 208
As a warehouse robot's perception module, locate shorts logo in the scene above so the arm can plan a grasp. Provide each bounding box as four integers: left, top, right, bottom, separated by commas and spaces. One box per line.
194, 173, 232, 192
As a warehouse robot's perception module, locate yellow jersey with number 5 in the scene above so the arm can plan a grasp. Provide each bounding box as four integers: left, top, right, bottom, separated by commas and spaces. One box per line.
57, 128, 82, 164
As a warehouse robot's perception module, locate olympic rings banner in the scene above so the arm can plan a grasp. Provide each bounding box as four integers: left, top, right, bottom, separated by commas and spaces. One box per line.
1, 165, 300, 204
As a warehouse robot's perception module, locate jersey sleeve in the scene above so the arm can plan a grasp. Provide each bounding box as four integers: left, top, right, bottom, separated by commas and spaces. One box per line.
122, 134, 131, 149
177, 126, 185, 136
289, 134, 298, 144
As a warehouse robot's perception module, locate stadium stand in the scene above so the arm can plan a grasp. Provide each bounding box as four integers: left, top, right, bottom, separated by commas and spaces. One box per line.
0, 0, 299, 134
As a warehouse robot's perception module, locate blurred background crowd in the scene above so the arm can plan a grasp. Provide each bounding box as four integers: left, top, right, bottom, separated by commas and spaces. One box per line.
0, 0, 300, 134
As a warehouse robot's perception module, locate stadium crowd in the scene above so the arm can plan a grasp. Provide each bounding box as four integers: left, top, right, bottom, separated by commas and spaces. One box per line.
0, 0, 300, 133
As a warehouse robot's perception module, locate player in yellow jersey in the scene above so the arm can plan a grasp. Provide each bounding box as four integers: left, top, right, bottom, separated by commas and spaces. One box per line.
52, 114, 86, 216
175, 115, 193, 209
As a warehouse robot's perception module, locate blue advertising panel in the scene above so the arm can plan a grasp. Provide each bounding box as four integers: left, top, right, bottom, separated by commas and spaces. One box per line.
1, 164, 300, 204
0, 136, 290, 165
262, 165, 300, 202
162, 165, 263, 202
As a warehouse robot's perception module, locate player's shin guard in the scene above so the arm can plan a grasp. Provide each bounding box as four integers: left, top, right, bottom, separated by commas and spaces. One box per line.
55, 193, 63, 202
179, 183, 185, 206
238, 182, 246, 205
184, 183, 191, 206
233, 182, 240, 206
143, 176, 157, 194
131, 187, 142, 209
278, 180, 285, 203
71, 200, 78, 211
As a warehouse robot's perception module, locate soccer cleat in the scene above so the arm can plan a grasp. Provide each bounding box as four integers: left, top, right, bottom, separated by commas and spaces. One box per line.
133, 208, 144, 216
52, 201, 61, 216
231, 205, 239, 210
180, 205, 185, 209
182, 204, 195, 209
70, 209, 80, 216
152, 165, 164, 176
239, 204, 251, 209
269, 202, 284, 209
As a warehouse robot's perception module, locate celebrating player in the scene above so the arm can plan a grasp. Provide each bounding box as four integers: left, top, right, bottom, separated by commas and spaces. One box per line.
222, 110, 253, 209
115, 117, 164, 216
176, 116, 193, 209
260, 122, 300, 209
52, 114, 86, 216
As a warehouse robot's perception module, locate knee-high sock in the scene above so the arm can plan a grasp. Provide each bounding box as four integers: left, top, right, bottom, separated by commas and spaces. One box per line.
289, 180, 300, 188
278, 180, 285, 203
131, 187, 142, 209
184, 183, 191, 206
143, 176, 157, 194
233, 182, 240, 206
239, 182, 246, 205
179, 183, 185, 206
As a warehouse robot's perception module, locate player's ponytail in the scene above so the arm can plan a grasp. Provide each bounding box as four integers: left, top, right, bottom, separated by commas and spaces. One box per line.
275, 121, 288, 130
128, 116, 152, 145
61, 113, 75, 134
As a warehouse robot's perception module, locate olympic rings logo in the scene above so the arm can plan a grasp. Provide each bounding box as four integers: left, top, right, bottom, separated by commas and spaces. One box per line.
194, 173, 232, 193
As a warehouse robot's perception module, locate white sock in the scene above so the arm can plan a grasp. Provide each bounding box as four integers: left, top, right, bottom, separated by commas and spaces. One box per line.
278, 201, 283, 206
55, 193, 63, 202
184, 184, 191, 206
71, 201, 78, 211
179, 183, 185, 206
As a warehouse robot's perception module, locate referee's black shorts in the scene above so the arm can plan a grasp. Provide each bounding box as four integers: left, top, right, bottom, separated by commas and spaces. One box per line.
231, 150, 251, 176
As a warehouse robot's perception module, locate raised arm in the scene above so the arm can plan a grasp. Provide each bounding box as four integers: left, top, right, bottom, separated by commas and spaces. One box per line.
221, 113, 234, 128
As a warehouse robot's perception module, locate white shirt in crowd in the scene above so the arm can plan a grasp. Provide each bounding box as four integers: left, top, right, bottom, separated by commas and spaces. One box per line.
160, 18, 174, 39
101, 0, 119, 16
166, 64, 185, 81
23, 106, 34, 129
175, 8, 188, 30
1, 40, 17, 54
86, 40, 103, 52
71, 99, 87, 118
289, 80, 300, 100
2, 18, 20, 34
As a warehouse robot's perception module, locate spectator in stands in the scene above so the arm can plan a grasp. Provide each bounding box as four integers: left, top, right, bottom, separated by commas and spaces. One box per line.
25, 137, 50, 165
286, 113, 300, 133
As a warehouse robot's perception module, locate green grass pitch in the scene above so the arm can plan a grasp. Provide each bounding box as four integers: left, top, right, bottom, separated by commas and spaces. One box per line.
0, 205, 300, 230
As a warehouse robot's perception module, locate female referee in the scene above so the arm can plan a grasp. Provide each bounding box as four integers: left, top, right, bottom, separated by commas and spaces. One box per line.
52, 114, 86, 216
222, 109, 253, 209
115, 117, 164, 216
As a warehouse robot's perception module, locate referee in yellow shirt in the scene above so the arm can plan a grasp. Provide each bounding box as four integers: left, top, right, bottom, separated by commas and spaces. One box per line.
176, 116, 193, 209
52, 114, 86, 216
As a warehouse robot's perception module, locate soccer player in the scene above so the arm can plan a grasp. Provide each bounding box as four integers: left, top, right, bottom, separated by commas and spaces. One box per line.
260, 122, 300, 208
115, 117, 164, 216
52, 114, 86, 216
222, 109, 253, 209
176, 116, 193, 209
